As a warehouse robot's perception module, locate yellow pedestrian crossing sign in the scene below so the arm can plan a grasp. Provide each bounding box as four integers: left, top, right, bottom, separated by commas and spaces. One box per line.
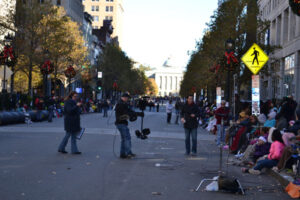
241, 43, 269, 75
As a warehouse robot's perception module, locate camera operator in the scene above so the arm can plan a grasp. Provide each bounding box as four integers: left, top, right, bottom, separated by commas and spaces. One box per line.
115, 93, 144, 159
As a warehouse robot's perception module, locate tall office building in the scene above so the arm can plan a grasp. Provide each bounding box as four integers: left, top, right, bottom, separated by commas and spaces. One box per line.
82, 0, 124, 45
51, 0, 84, 25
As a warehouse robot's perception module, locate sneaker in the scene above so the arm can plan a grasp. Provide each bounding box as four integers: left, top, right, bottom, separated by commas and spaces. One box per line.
191, 152, 197, 157
128, 153, 136, 157
249, 169, 261, 175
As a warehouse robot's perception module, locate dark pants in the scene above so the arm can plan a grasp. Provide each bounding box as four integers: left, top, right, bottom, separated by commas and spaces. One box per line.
167, 113, 172, 123
103, 108, 108, 117
254, 158, 278, 171
185, 128, 198, 154
48, 106, 54, 122
58, 132, 79, 153
116, 124, 132, 156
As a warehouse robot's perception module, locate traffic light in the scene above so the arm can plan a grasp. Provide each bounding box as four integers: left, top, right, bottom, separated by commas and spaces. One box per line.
97, 80, 102, 91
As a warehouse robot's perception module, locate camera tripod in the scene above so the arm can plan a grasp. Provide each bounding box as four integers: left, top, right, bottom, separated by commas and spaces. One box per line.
195, 124, 244, 194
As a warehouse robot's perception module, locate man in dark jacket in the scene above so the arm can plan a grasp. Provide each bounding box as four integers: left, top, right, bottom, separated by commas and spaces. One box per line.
115, 93, 144, 159
181, 95, 200, 156
58, 91, 82, 154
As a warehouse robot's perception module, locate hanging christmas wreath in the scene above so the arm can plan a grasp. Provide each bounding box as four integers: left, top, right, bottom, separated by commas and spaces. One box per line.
0, 45, 15, 66
64, 65, 76, 79
40, 60, 54, 75
289, 0, 300, 16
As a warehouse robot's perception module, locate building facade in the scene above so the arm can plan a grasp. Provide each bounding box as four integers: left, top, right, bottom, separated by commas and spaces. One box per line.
82, 0, 123, 45
258, 0, 300, 102
51, 0, 84, 25
146, 59, 184, 97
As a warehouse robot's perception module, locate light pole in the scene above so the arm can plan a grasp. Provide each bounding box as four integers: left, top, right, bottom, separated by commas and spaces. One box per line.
225, 38, 235, 104
1, 34, 14, 93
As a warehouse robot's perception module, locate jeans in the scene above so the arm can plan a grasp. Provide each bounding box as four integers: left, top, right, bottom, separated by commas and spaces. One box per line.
217, 124, 227, 146
116, 124, 132, 156
103, 108, 108, 117
254, 159, 278, 171
185, 128, 197, 154
58, 132, 79, 153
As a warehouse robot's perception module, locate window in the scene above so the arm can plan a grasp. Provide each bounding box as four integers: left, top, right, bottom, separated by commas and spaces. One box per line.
91, 6, 95, 11
56, 0, 61, 5
94, 16, 99, 22
96, 6, 99, 11
284, 54, 295, 96
105, 16, 113, 20
106, 0, 114, 2
106, 6, 113, 12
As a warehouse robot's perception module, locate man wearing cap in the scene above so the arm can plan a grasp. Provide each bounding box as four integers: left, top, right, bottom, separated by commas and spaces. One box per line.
115, 93, 144, 159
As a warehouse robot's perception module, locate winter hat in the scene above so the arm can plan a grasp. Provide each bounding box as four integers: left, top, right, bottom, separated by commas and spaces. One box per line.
258, 136, 267, 143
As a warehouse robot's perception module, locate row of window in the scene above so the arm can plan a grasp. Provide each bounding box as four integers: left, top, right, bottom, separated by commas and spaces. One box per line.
91, 5, 113, 12
159, 76, 181, 91
92, 16, 113, 22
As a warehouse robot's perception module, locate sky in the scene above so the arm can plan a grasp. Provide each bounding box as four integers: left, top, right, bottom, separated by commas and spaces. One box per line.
122, 0, 219, 70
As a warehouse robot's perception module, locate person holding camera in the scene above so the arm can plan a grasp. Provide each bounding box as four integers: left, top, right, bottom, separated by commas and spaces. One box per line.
58, 91, 82, 154
115, 93, 144, 159
181, 95, 200, 156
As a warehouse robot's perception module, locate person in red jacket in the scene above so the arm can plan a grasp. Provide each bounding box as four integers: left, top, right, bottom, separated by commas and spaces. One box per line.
215, 101, 230, 146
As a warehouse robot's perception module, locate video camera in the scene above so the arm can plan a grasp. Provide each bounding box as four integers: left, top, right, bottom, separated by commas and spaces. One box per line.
135, 97, 151, 140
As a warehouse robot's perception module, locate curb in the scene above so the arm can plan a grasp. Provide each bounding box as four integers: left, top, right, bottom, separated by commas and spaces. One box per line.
267, 169, 294, 188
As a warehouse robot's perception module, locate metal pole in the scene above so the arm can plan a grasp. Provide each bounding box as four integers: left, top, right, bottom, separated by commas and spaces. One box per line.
68, 78, 71, 93
2, 65, 6, 92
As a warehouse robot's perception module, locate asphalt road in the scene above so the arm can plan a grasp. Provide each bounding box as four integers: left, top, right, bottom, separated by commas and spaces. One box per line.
0, 110, 291, 200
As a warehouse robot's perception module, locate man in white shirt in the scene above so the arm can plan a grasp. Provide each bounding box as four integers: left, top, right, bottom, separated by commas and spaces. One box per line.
166, 100, 174, 124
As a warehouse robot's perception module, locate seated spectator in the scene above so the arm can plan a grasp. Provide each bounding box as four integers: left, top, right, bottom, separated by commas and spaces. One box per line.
242, 129, 285, 175
263, 110, 277, 128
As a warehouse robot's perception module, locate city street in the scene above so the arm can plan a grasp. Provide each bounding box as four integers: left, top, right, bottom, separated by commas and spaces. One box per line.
0, 110, 290, 200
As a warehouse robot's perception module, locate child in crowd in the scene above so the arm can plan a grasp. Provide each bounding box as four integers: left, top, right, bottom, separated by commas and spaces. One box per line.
242, 129, 285, 175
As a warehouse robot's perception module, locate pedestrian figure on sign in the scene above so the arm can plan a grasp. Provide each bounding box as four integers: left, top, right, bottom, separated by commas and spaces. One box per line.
58, 91, 82, 154
181, 95, 200, 156
251, 47, 259, 65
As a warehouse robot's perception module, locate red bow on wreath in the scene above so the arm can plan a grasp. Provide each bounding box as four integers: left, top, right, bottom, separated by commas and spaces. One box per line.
225, 51, 238, 65
3, 45, 14, 60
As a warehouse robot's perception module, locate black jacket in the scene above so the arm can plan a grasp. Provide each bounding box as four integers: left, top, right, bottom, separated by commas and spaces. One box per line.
115, 100, 136, 125
64, 99, 81, 133
180, 103, 200, 129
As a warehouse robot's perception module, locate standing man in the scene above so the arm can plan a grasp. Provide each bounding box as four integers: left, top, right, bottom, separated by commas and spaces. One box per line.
102, 99, 109, 118
115, 93, 144, 159
58, 91, 82, 154
181, 95, 200, 156
215, 100, 230, 146
166, 100, 174, 124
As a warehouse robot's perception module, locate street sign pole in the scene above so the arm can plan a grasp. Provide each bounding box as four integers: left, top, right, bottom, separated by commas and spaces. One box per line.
252, 75, 260, 116
242, 43, 268, 117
